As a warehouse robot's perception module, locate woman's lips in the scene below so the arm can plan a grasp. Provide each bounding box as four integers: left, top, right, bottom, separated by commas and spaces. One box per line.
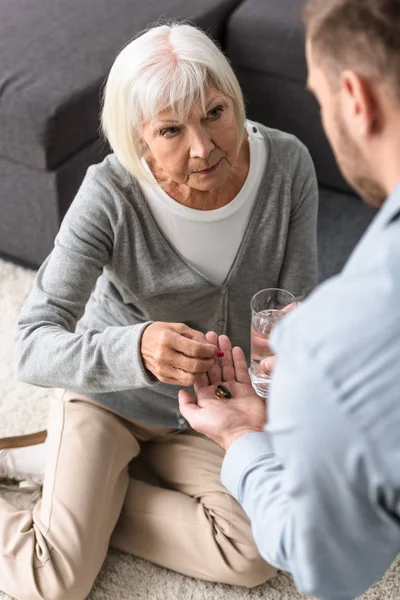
196, 159, 222, 175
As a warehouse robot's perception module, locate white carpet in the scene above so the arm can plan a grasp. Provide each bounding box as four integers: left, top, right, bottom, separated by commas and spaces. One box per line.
0, 257, 399, 600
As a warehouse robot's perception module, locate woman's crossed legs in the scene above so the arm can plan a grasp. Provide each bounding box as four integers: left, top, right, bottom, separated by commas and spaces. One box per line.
0, 394, 275, 600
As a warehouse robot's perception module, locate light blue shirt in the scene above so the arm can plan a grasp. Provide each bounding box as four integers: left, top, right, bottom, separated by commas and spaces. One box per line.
222, 183, 400, 600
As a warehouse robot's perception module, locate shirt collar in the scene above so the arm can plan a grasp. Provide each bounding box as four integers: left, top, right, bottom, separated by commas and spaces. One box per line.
379, 180, 400, 227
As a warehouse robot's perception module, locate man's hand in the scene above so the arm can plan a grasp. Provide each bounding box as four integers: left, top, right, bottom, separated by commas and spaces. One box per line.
260, 356, 276, 373
259, 301, 298, 375
179, 333, 267, 451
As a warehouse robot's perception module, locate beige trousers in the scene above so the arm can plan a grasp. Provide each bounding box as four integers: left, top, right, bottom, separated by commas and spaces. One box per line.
0, 392, 275, 600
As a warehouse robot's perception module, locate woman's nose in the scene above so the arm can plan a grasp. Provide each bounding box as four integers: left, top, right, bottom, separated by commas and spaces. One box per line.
189, 129, 215, 159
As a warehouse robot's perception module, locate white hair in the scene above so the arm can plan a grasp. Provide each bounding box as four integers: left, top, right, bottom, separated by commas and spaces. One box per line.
101, 22, 246, 181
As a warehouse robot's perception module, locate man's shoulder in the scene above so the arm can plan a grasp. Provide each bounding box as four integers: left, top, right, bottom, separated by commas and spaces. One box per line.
273, 220, 400, 485
275, 248, 400, 393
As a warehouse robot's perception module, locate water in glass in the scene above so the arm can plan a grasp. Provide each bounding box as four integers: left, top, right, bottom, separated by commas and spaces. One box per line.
250, 309, 285, 396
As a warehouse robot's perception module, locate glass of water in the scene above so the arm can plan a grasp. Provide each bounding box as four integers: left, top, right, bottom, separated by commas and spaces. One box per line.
250, 288, 297, 397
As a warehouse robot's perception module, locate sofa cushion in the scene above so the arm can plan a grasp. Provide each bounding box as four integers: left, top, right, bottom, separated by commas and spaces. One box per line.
227, 0, 307, 83
0, 0, 242, 171
226, 0, 351, 192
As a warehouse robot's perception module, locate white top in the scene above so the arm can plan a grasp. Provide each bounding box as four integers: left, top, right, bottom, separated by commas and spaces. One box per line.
139, 120, 268, 284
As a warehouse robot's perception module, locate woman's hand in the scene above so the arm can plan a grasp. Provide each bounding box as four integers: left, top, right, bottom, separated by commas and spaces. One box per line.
141, 322, 220, 386
179, 333, 267, 451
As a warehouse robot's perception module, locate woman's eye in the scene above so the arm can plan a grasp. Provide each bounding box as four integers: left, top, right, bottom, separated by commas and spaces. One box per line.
207, 106, 224, 120
160, 127, 180, 137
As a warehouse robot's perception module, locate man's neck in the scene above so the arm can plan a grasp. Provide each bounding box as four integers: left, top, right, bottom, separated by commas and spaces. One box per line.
375, 114, 400, 196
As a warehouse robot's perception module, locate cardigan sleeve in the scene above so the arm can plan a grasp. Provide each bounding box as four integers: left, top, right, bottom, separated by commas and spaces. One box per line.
14, 165, 157, 393
277, 140, 318, 300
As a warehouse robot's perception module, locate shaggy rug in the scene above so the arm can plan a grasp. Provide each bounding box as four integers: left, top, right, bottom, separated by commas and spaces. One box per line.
0, 257, 399, 600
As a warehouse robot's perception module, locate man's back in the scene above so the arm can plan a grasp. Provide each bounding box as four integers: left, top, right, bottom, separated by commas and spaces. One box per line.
256, 184, 400, 598
221, 185, 400, 599
280, 183, 400, 486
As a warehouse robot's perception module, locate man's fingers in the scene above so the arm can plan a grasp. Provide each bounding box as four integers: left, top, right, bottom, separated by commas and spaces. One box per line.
205, 331, 222, 384
205, 331, 221, 384
282, 301, 298, 313
218, 335, 235, 381
260, 355, 276, 373
178, 390, 201, 422
232, 346, 251, 383
206, 331, 218, 346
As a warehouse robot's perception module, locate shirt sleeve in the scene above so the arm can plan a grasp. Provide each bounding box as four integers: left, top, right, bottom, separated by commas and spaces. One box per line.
277, 142, 319, 300
14, 170, 157, 393
221, 344, 400, 600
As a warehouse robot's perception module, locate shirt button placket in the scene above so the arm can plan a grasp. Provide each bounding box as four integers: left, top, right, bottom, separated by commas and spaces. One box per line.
217, 319, 225, 333
177, 415, 187, 428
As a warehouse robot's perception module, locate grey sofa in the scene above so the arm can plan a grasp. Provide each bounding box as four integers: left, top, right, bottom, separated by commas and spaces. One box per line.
0, 0, 373, 272
225, 0, 374, 281
226, 0, 351, 194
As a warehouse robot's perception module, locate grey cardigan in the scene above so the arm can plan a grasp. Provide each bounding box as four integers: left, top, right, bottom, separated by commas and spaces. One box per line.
15, 124, 318, 428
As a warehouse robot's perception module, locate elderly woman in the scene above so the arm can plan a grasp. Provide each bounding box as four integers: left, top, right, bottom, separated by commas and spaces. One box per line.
0, 22, 318, 600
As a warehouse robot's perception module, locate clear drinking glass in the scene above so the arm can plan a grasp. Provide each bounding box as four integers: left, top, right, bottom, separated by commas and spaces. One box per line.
250, 288, 297, 398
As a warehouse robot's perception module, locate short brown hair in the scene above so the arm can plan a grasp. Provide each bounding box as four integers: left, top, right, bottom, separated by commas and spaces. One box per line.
302, 0, 400, 100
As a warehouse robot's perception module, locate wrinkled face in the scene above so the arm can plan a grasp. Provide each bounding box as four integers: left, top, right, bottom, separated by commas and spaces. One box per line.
141, 88, 242, 191
306, 41, 386, 209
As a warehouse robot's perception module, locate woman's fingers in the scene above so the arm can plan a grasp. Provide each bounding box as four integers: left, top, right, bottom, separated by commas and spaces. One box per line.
162, 368, 209, 387
141, 322, 219, 383
174, 332, 217, 360
174, 352, 215, 375
193, 371, 209, 390
168, 330, 218, 380
140, 322, 253, 387
232, 346, 251, 383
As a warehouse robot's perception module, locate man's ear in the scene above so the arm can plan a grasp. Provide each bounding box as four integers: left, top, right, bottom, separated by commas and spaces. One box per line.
340, 70, 380, 137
